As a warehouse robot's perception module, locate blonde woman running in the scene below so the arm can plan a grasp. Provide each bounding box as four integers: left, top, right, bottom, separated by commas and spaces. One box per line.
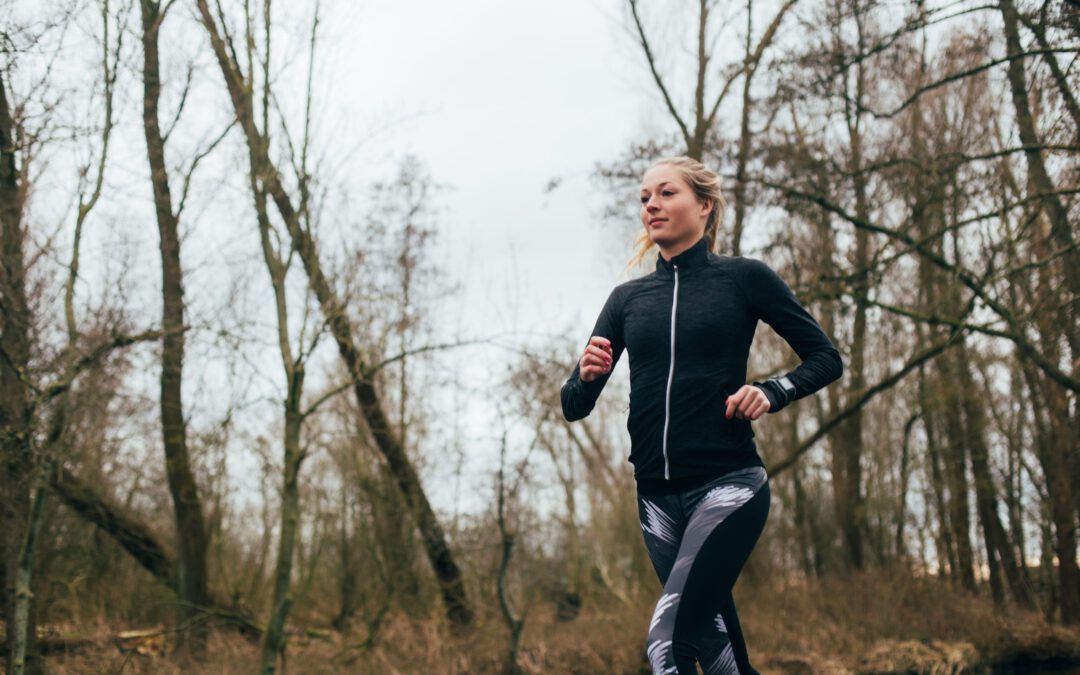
561, 156, 843, 674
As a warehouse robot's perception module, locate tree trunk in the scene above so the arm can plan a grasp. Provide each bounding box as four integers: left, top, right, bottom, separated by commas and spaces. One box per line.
194, 0, 472, 627
331, 489, 358, 632
960, 344, 1033, 607
140, 0, 210, 649
259, 398, 304, 673
1029, 244, 1080, 622
251, 45, 311, 661
1000, 0, 1080, 623
1000, 0, 1080, 331
833, 104, 868, 573
827, 0, 873, 571
918, 364, 955, 580
894, 414, 917, 560
10, 487, 45, 675
0, 69, 41, 675
937, 350, 977, 591
790, 410, 823, 577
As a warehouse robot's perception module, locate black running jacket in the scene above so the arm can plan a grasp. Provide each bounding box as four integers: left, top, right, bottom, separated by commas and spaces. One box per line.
560, 236, 843, 483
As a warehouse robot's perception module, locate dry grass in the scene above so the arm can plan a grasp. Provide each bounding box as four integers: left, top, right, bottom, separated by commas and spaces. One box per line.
740, 568, 1080, 673
38, 570, 1080, 674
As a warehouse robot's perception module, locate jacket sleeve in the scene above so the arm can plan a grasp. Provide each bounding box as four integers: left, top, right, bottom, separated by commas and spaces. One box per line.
737, 259, 843, 413
561, 286, 625, 422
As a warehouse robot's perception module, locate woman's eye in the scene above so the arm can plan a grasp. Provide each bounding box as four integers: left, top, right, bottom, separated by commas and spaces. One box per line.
640, 196, 649, 204
662, 190, 674, 196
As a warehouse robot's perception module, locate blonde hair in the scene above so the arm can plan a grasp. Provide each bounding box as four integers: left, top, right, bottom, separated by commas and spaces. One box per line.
626, 156, 726, 270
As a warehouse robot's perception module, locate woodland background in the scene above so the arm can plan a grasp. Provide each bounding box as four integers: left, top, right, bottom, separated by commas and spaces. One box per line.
1, 0, 1079, 673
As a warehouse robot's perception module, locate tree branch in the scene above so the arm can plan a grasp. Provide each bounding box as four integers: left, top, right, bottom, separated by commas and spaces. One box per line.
770, 328, 964, 476
627, 0, 692, 149
857, 48, 1080, 120
42, 327, 172, 401
759, 179, 1080, 393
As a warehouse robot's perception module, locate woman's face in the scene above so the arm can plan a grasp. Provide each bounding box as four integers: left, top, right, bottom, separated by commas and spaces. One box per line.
639, 164, 711, 252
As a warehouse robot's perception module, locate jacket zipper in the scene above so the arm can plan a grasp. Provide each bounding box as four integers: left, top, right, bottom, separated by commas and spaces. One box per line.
661, 264, 679, 480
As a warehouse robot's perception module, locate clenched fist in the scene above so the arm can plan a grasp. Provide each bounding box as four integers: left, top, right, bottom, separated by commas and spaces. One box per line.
725, 385, 771, 421
579, 336, 613, 383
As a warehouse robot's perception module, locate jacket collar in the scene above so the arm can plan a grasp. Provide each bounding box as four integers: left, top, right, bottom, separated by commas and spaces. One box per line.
655, 236, 709, 275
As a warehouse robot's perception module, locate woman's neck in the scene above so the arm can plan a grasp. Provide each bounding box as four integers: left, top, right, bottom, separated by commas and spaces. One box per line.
658, 233, 704, 262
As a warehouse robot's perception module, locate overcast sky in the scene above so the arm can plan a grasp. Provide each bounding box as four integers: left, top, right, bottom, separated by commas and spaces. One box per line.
310, 0, 668, 510
325, 0, 654, 322
10, 0, 701, 517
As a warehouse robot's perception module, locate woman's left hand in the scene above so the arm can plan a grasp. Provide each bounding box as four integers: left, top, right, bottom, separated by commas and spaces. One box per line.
725, 385, 771, 421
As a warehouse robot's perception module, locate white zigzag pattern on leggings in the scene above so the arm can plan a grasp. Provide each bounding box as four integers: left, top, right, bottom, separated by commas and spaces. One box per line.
650, 592, 679, 632
647, 639, 678, 674
698, 484, 755, 511
706, 643, 737, 675
641, 499, 678, 544
714, 612, 727, 634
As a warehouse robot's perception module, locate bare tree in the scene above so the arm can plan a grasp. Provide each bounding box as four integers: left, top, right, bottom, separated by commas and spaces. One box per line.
0, 61, 39, 675
139, 0, 211, 650
999, 0, 1079, 623
627, 0, 797, 253
495, 430, 529, 675
243, 2, 331, 670
194, 0, 474, 628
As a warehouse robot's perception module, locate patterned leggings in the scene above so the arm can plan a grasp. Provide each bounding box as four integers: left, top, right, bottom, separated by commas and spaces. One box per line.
637, 466, 770, 675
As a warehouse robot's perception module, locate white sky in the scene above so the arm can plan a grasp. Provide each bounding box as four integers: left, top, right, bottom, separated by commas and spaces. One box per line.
310, 0, 663, 512
11, 0, 1049, 573
317, 0, 656, 507
324, 0, 651, 320
8, 0, 755, 518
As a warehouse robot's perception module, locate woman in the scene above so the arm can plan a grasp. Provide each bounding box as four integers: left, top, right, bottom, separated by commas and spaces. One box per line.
560, 156, 842, 674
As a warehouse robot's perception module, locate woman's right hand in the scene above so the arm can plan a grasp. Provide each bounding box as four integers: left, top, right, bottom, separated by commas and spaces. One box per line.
579, 336, 613, 382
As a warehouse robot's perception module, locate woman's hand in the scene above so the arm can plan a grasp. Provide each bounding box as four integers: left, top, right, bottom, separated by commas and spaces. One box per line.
725, 385, 771, 421
579, 336, 613, 383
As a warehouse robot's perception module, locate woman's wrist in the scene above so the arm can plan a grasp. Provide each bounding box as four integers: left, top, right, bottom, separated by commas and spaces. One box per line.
750, 380, 783, 413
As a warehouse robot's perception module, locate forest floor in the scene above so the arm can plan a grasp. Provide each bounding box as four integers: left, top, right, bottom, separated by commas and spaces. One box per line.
28, 570, 1080, 674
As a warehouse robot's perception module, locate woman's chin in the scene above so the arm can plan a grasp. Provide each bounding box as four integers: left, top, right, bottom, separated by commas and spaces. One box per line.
648, 231, 672, 247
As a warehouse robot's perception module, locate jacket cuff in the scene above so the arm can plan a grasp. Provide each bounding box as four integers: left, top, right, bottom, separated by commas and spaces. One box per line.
752, 375, 796, 413
751, 382, 781, 413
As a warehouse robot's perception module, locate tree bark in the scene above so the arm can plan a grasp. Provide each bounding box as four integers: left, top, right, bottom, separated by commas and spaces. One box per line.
194, 0, 472, 627
140, 0, 210, 649
937, 349, 978, 591
259, 398, 304, 673
830, 0, 870, 570
1000, 0, 1080, 622
1028, 220, 1080, 622
0, 68, 41, 675
10, 488, 45, 675
894, 414, 918, 560
917, 362, 956, 579
250, 11, 312, 657
959, 343, 1033, 607
1000, 0, 1080, 348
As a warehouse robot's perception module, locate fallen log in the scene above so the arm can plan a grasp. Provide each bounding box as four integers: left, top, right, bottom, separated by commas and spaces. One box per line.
47, 463, 263, 641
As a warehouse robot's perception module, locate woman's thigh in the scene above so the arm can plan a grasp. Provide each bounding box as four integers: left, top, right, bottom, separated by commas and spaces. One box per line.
638, 491, 686, 584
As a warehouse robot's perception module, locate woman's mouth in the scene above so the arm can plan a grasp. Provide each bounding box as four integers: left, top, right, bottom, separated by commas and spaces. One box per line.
649, 218, 667, 226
